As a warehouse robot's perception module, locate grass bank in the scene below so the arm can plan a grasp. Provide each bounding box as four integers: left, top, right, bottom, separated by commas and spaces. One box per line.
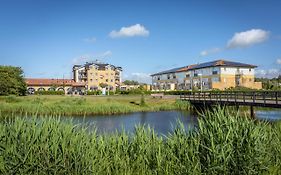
0, 95, 190, 116
0, 108, 280, 174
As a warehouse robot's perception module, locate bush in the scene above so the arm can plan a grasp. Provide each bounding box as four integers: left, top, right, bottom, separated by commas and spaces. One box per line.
120, 89, 152, 95
34, 91, 64, 95
87, 90, 102, 95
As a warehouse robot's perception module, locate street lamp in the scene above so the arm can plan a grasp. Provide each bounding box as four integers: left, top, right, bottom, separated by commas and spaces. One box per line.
198, 73, 203, 92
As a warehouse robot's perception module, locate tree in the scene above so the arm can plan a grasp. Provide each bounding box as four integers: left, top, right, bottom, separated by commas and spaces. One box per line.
123, 80, 139, 85
99, 83, 108, 88
0, 66, 26, 96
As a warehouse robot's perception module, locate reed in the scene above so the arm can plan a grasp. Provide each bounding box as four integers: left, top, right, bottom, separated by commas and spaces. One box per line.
0, 95, 190, 116
0, 108, 280, 174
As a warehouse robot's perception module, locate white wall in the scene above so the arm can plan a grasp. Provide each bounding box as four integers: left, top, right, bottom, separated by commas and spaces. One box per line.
220, 67, 254, 75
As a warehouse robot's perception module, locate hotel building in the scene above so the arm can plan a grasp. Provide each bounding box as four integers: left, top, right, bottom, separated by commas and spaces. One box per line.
151, 59, 262, 91
73, 61, 122, 91
25, 61, 122, 94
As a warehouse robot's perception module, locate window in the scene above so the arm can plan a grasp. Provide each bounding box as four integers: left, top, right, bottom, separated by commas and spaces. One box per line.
106, 79, 108, 82
157, 77, 160, 80
167, 74, 170, 79
212, 77, 220, 82
111, 79, 113, 82
173, 75, 176, 79
249, 68, 252, 72
212, 70, 218, 75
186, 74, 190, 78
90, 79, 93, 82
194, 73, 198, 77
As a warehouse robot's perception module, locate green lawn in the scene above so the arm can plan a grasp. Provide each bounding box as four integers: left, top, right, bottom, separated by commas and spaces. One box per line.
0, 95, 190, 116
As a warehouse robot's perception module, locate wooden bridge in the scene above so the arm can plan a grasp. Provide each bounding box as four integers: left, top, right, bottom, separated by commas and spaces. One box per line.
180, 91, 281, 117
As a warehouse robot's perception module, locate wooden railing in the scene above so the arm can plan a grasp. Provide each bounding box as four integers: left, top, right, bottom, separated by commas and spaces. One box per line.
180, 91, 281, 107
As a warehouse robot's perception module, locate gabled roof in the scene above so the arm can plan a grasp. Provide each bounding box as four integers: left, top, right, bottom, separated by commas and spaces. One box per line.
151, 66, 186, 76
190, 59, 257, 70
151, 59, 257, 76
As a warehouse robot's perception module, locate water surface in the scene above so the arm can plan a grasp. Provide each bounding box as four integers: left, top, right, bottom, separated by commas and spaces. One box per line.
60, 109, 281, 135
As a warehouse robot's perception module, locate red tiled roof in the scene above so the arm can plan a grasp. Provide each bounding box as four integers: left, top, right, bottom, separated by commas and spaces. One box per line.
25, 78, 85, 87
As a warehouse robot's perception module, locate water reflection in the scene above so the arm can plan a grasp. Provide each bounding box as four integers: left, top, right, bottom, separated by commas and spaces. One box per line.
61, 109, 281, 135
67, 111, 198, 135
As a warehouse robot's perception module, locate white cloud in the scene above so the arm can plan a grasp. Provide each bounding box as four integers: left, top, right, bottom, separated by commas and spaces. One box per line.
200, 48, 221, 56
83, 37, 96, 43
256, 68, 281, 78
124, 72, 151, 84
109, 24, 149, 38
72, 50, 112, 64
227, 29, 270, 48
276, 58, 281, 65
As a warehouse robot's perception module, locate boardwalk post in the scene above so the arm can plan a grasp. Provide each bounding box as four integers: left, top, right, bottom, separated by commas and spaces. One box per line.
275, 92, 278, 105
253, 92, 256, 103
226, 91, 228, 102
243, 92, 245, 103
250, 105, 255, 118
263, 91, 266, 104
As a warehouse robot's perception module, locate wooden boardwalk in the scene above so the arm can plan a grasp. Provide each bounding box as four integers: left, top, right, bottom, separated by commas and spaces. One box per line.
180, 91, 281, 108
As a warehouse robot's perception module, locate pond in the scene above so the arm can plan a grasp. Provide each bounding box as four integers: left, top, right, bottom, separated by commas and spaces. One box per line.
61, 109, 281, 135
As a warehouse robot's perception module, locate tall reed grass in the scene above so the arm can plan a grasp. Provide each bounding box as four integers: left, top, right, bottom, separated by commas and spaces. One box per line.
0, 96, 190, 116
0, 108, 280, 174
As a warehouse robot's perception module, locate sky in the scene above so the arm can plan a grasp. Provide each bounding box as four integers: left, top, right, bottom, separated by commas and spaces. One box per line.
0, 0, 281, 83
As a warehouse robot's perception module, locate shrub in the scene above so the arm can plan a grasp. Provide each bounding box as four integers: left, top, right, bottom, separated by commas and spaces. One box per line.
34, 91, 64, 95
87, 90, 102, 95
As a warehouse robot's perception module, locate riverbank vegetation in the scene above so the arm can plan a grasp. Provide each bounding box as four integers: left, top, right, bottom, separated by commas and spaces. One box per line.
0, 95, 190, 116
0, 108, 280, 174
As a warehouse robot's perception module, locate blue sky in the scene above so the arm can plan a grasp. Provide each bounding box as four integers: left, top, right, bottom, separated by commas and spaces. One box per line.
0, 0, 281, 83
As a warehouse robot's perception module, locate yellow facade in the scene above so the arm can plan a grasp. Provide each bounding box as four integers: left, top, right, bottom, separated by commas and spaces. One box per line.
87, 67, 117, 90
211, 74, 262, 90
73, 62, 122, 91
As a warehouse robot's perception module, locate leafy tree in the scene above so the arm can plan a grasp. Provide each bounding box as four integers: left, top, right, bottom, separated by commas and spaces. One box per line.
123, 80, 139, 85
99, 83, 108, 88
0, 66, 26, 96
